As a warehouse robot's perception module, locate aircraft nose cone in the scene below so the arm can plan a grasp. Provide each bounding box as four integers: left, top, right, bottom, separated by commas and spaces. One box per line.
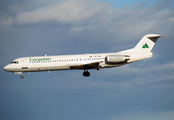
4, 65, 8, 71
4, 65, 11, 72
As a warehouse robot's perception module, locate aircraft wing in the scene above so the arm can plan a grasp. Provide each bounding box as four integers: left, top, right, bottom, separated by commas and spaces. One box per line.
68, 61, 103, 70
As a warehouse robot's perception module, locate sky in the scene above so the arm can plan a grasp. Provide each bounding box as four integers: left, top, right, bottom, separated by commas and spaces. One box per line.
0, 0, 174, 120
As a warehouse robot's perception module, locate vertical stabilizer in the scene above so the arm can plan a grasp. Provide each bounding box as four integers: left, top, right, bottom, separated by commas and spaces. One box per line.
134, 34, 162, 52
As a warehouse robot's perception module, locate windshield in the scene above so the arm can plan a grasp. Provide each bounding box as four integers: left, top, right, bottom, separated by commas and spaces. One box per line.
11, 61, 19, 64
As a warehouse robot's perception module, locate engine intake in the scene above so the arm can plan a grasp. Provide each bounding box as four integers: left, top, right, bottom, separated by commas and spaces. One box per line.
106, 55, 130, 63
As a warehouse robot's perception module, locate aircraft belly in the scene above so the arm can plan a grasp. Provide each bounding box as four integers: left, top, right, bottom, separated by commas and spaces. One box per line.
101, 63, 127, 68
48, 66, 70, 71
13, 65, 70, 72
26, 65, 70, 72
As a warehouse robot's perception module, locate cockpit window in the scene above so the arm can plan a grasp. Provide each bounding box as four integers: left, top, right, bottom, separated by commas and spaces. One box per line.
11, 61, 19, 64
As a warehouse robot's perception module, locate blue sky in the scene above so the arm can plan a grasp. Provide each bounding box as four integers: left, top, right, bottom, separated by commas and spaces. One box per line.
99, 0, 160, 8
0, 0, 174, 120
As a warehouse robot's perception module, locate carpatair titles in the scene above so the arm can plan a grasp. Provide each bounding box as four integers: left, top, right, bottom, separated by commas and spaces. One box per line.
29, 58, 51, 62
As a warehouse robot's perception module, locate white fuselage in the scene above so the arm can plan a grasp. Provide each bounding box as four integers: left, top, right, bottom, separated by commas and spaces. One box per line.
4, 50, 152, 73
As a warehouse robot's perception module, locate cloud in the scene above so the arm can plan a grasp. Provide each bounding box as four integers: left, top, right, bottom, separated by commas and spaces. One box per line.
95, 61, 174, 89
0, 17, 14, 26
0, 0, 173, 39
8, 5, 21, 13
101, 61, 174, 76
15, 0, 111, 24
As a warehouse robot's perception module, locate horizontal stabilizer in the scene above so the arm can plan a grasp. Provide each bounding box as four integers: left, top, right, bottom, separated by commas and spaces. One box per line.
146, 34, 163, 38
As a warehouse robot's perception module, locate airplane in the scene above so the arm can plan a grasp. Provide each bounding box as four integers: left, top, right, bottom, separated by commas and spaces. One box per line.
4, 34, 163, 79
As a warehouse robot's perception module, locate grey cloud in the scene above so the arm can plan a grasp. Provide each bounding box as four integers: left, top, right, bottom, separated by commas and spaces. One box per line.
15, 0, 111, 24
8, 5, 21, 13
1, 0, 173, 41
105, 62, 174, 76
0, 17, 14, 26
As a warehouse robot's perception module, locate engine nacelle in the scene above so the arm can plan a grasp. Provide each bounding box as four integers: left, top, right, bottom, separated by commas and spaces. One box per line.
106, 55, 130, 63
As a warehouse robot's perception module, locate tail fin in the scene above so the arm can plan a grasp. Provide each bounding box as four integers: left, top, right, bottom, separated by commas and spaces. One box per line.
134, 34, 163, 52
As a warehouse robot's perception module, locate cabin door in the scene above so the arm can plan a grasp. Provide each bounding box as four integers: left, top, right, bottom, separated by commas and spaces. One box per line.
22, 58, 28, 69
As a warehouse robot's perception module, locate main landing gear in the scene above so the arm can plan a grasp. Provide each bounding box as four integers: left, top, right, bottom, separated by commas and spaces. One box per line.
83, 69, 90, 77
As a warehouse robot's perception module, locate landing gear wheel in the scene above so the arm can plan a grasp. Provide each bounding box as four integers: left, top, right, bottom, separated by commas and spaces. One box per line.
86, 71, 90, 77
20, 76, 24, 79
83, 69, 90, 77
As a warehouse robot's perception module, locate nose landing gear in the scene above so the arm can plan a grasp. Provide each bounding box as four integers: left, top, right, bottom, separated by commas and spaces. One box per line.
83, 69, 90, 77
20, 72, 24, 79
20, 76, 24, 79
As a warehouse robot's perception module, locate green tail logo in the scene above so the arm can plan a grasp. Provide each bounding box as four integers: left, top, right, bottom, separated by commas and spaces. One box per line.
142, 43, 149, 48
